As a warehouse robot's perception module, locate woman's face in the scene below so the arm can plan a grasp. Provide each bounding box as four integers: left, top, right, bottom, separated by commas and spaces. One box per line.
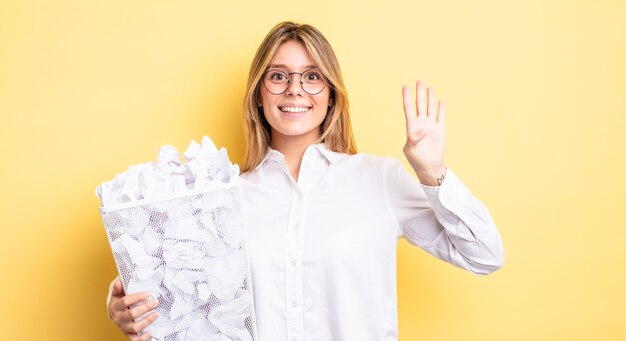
260, 40, 331, 145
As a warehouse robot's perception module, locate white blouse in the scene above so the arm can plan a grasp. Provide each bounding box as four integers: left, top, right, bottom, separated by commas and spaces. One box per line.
241, 143, 504, 341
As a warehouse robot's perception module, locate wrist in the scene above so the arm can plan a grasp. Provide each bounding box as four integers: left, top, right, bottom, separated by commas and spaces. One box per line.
414, 164, 447, 186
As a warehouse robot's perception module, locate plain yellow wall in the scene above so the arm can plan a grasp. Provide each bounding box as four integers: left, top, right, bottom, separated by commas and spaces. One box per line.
1, 0, 625, 340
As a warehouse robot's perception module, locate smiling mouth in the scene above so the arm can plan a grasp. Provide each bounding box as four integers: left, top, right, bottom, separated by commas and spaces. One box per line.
280, 106, 311, 113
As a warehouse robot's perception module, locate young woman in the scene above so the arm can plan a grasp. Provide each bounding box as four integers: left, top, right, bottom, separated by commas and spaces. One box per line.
106, 21, 504, 341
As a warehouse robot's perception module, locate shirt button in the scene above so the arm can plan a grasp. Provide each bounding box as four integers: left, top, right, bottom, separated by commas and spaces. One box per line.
292, 224, 299, 230
291, 258, 296, 266
291, 301, 297, 308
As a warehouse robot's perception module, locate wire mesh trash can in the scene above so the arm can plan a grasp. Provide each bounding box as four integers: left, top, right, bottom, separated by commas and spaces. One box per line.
100, 181, 257, 341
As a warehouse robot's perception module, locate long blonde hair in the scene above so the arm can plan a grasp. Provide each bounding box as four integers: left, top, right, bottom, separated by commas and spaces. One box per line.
241, 21, 357, 173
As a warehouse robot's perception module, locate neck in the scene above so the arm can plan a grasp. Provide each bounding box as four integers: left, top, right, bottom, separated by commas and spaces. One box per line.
270, 130, 321, 181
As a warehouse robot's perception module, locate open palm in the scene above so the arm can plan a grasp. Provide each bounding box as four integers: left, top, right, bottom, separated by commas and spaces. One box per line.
401, 80, 446, 176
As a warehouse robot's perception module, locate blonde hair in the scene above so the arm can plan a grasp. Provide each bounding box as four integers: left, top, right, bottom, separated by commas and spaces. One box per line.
241, 21, 357, 173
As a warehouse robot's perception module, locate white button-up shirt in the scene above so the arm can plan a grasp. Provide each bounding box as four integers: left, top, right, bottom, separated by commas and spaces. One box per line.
241, 143, 504, 341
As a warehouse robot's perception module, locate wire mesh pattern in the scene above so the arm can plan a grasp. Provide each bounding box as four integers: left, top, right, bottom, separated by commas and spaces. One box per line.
101, 186, 256, 340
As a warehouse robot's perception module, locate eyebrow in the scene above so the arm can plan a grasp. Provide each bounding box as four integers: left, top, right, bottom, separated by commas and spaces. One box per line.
267, 64, 318, 70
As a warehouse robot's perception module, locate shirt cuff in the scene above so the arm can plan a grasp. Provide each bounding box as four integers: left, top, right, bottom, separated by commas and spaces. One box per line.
419, 167, 468, 215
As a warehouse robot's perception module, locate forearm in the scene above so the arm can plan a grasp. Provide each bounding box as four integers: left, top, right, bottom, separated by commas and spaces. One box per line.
419, 169, 504, 274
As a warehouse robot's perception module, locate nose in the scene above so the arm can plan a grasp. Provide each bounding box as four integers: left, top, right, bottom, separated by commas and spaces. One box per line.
285, 73, 304, 96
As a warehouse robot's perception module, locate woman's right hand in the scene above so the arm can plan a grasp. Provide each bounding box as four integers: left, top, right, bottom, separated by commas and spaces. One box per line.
107, 278, 160, 340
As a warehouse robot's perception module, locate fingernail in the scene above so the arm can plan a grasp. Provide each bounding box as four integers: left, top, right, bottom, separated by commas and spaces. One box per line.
152, 300, 160, 307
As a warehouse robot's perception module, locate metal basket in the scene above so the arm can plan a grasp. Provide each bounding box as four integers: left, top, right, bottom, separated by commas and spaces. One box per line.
101, 181, 257, 341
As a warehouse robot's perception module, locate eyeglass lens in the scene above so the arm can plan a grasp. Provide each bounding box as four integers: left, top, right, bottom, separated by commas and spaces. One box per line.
263, 69, 326, 95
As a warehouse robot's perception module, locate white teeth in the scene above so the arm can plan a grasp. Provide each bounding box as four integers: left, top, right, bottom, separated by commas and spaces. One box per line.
280, 106, 310, 113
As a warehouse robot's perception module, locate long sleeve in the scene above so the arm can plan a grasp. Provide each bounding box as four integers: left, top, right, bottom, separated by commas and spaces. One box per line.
384, 158, 504, 275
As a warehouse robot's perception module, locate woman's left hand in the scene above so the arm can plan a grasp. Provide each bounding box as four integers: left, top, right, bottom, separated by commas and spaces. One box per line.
401, 80, 447, 186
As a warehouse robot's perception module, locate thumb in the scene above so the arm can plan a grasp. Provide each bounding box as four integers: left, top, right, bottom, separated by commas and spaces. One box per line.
111, 279, 125, 298
407, 129, 428, 145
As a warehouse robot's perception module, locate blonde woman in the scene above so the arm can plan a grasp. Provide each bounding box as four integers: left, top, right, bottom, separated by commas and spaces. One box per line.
107, 21, 504, 341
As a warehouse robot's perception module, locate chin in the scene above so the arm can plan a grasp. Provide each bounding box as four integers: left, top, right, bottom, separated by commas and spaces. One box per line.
277, 127, 317, 137
271, 121, 322, 139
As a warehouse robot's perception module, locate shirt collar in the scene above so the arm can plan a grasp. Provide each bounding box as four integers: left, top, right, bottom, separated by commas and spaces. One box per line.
315, 143, 347, 164
254, 143, 347, 170
255, 148, 274, 170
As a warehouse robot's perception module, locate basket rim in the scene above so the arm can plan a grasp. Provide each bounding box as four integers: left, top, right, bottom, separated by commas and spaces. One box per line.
99, 179, 241, 213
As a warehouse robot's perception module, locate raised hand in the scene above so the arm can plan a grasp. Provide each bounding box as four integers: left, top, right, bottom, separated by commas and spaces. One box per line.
401, 80, 447, 186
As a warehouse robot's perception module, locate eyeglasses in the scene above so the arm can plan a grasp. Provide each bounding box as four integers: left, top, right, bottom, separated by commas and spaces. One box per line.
263, 68, 327, 95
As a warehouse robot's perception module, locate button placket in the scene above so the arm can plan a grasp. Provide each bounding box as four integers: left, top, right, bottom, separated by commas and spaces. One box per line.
285, 187, 304, 341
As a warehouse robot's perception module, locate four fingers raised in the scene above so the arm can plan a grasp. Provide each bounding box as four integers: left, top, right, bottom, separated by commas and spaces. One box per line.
416, 80, 427, 116
402, 80, 445, 123
427, 87, 437, 118
402, 85, 417, 123
438, 101, 446, 124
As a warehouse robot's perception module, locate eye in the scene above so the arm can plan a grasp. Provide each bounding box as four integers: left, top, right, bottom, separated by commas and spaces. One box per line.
304, 71, 321, 81
268, 70, 288, 81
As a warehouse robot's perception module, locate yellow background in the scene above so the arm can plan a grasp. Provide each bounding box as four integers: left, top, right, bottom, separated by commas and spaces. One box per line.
1, 0, 625, 340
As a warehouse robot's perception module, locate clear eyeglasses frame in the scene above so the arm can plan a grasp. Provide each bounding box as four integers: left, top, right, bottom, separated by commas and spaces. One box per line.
262, 68, 327, 95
